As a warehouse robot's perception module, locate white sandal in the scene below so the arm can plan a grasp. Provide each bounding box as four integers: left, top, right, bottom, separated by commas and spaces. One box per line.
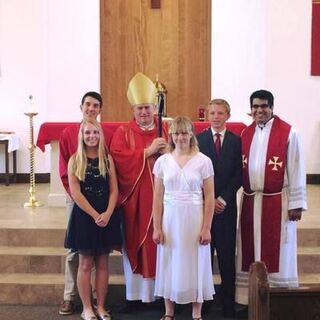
81, 311, 98, 320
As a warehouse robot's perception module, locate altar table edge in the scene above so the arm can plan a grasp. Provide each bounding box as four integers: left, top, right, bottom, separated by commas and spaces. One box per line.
36, 121, 246, 152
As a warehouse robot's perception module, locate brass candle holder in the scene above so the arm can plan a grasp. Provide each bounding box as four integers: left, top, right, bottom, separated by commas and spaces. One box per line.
24, 111, 41, 207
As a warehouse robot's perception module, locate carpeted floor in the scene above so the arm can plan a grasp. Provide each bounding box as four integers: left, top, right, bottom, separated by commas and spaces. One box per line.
0, 285, 245, 319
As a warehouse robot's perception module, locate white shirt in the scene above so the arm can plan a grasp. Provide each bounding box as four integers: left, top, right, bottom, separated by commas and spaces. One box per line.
210, 127, 226, 146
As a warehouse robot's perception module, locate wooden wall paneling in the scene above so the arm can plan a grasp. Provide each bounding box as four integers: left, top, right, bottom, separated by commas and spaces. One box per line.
100, 1, 130, 121
100, 0, 211, 121
176, 0, 211, 120
100, 1, 132, 121
143, 0, 179, 118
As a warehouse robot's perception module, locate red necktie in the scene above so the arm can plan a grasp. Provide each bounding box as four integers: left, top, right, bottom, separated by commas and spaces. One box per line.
214, 133, 221, 156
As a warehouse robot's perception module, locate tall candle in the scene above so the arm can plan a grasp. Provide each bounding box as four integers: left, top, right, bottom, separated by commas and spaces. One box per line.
27, 94, 35, 113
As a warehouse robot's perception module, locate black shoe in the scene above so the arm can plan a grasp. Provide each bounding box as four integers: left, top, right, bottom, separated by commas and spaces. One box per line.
146, 298, 164, 311
236, 306, 248, 319
222, 308, 236, 318
174, 303, 183, 315
116, 300, 142, 313
202, 301, 213, 315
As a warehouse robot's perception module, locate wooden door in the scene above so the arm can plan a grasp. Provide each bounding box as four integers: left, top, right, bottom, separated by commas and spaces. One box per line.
100, 0, 211, 121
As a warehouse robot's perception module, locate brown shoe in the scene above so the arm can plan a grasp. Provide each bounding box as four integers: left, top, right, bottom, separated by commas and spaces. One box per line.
59, 300, 75, 315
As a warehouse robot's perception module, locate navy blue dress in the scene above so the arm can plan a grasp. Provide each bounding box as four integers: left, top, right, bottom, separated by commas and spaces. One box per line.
65, 157, 122, 255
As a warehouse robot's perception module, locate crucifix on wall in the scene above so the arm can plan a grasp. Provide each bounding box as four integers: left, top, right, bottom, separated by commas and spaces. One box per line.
151, 0, 161, 9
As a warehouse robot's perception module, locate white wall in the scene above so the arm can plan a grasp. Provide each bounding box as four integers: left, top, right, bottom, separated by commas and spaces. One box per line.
0, 0, 100, 173
0, 0, 319, 174
212, 0, 320, 174
212, 0, 266, 120
265, 0, 320, 173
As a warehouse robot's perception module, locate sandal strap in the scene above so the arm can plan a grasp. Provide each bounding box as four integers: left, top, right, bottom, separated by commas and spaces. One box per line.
161, 316, 174, 320
81, 312, 98, 320
97, 312, 111, 320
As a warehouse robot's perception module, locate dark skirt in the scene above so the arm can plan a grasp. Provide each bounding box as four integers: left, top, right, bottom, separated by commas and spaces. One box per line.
65, 205, 122, 255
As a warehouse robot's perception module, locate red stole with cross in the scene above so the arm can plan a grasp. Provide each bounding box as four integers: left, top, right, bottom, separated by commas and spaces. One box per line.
241, 116, 291, 273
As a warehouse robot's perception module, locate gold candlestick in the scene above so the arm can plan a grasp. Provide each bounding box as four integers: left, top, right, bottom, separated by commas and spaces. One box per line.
24, 112, 41, 207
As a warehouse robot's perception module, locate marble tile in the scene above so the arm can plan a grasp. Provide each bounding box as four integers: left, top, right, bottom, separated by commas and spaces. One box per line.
0, 183, 319, 305
0, 256, 29, 273
0, 183, 318, 230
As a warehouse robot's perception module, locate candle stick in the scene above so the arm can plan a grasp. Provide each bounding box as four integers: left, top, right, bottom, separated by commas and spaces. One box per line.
24, 110, 41, 207
28, 95, 34, 113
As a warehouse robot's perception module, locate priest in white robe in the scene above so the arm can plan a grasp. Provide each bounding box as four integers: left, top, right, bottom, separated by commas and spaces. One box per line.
235, 89, 307, 306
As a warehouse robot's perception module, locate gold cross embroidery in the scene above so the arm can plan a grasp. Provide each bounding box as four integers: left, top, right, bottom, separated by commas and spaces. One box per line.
268, 156, 283, 171
242, 155, 248, 168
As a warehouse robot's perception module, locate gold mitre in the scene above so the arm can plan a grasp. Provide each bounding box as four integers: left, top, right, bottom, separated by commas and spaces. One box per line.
127, 72, 157, 106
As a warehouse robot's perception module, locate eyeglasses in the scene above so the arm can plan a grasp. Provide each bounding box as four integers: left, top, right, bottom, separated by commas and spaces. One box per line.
251, 104, 270, 109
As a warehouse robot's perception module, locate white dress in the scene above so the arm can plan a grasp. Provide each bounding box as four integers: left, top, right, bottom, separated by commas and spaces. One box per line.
153, 152, 215, 304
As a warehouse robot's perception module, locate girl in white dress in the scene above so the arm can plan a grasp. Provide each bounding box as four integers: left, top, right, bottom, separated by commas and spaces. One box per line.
152, 116, 215, 320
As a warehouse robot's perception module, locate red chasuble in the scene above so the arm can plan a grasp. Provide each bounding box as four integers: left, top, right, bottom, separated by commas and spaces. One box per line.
241, 116, 291, 273
110, 119, 168, 278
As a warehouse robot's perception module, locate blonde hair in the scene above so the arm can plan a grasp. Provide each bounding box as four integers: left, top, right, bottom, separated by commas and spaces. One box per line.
168, 116, 199, 152
68, 119, 109, 181
208, 98, 231, 114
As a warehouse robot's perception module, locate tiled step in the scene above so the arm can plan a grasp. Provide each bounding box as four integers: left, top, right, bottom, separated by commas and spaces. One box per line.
298, 247, 320, 273
0, 245, 225, 276
0, 273, 125, 305
1, 227, 319, 247
1, 245, 320, 275
1, 272, 319, 305
0, 246, 66, 274
0, 274, 223, 305
298, 228, 320, 247
0, 246, 124, 275
0, 228, 65, 247
1, 225, 320, 305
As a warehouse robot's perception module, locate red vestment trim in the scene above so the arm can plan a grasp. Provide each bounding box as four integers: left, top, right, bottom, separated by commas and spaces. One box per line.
241, 116, 291, 272
311, 1, 320, 75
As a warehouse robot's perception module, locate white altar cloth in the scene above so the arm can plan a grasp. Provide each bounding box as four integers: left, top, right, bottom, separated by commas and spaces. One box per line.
0, 133, 20, 152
